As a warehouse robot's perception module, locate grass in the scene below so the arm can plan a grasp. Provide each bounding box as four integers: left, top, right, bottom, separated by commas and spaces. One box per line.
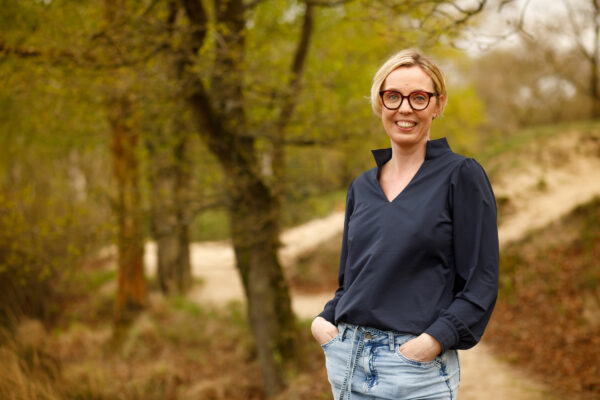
189, 208, 230, 242
478, 119, 600, 164
1, 286, 332, 400
288, 234, 341, 294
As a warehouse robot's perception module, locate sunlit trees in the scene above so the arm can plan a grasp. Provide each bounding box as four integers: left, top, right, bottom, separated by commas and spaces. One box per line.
1, 0, 492, 395
176, 0, 490, 395
467, 0, 600, 133
561, 0, 600, 118
0, 2, 113, 326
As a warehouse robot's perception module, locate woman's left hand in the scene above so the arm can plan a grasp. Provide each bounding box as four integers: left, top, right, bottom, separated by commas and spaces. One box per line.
398, 333, 442, 362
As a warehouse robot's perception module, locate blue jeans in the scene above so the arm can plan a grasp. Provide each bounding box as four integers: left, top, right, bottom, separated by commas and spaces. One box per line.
322, 323, 460, 400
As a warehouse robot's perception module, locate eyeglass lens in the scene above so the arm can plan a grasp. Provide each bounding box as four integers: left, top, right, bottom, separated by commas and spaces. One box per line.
381, 91, 431, 111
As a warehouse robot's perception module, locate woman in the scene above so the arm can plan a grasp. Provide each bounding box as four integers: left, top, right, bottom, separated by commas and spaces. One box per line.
312, 49, 499, 400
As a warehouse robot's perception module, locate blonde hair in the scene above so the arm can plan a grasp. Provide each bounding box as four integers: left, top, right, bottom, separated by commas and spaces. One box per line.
370, 49, 448, 116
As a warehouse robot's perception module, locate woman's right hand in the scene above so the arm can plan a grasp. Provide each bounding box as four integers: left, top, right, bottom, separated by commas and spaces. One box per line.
311, 316, 339, 346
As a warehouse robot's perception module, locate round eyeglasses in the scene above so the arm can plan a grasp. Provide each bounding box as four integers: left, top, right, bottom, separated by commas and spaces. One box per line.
379, 90, 437, 111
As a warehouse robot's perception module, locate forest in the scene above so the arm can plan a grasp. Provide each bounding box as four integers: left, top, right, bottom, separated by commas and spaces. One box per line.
1, 0, 599, 399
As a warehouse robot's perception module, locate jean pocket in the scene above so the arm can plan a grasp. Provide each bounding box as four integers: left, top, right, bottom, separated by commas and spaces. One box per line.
320, 330, 341, 350
395, 346, 440, 368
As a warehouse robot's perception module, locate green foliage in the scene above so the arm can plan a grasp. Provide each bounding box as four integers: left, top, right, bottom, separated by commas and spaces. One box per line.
434, 84, 488, 155
283, 188, 346, 227
0, 1, 115, 325
190, 208, 230, 241
0, 189, 102, 326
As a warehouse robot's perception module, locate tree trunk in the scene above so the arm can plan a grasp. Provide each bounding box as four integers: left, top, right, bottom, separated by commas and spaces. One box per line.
181, 0, 299, 395
145, 0, 194, 296
590, 0, 600, 118
186, 89, 299, 398
108, 94, 146, 323
147, 132, 192, 295
228, 167, 297, 396
103, 0, 146, 325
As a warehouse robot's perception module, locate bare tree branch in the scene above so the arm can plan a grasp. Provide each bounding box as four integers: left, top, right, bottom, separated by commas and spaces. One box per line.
563, 0, 594, 61
244, 0, 268, 9
497, 0, 517, 12
0, 41, 44, 58
241, 131, 342, 146
0, 38, 168, 69
446, 0, 487, 27
307, 0, 352, 6
273, 1, 315, 135
181, 0, 209, 48
269, 0, 315, 191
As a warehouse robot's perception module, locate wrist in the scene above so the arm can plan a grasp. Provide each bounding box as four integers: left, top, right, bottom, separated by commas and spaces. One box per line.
422, 333, 442, 355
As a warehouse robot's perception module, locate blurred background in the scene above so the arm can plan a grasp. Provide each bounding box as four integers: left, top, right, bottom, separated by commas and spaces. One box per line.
1, 0, 599, 399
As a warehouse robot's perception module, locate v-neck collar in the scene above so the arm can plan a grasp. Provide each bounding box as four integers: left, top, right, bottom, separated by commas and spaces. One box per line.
370, 137, 452, 168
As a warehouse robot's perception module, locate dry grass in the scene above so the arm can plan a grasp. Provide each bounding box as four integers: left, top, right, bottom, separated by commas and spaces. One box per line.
0, 289, 331, 400
0, 320, 63, 400
486, 197, 600, 399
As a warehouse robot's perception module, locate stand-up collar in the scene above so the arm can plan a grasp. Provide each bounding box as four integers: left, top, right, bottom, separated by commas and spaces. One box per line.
370, 137, 452, 168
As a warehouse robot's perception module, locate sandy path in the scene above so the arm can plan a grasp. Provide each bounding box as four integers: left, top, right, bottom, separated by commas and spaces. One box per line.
144, 212, 346, 305
494, 130, 600, 247
143, 129, 600, 399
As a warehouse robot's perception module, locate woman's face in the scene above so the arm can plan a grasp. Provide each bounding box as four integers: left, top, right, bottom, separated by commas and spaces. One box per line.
380, 66, 443, 149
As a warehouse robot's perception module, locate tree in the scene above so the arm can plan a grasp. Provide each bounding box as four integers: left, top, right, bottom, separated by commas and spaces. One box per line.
1, 0, 490, 394
481, 0, 600, 122
143, 1, 195, 295
145, 110, 194, 295
179, 0, 301, 393
102, 0, 147, 324
562, 0, 600, 118
0, 0, 151, 324
177, 0, 489, 395
0, 1, 114, 326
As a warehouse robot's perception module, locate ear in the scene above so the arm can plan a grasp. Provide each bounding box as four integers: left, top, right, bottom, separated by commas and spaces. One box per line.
436, 94, 446, 116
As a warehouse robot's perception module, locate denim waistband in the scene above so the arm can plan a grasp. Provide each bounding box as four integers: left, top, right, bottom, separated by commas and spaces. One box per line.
338, 323, 417, 352
336, 323, 418, 400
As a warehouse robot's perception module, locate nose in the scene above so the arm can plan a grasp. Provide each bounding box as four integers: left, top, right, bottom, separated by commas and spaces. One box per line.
397, 98, 413, 113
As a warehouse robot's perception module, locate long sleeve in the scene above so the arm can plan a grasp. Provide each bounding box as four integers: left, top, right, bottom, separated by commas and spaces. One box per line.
425, 158, 499, 351
318, 181, 355, 324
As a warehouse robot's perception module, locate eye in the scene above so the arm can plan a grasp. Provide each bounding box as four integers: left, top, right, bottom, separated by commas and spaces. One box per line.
411, 93, 427, 103
386, 92, 400, 101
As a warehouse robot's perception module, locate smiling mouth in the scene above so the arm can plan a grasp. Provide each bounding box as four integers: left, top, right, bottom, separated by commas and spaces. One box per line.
395, 121, 416, 128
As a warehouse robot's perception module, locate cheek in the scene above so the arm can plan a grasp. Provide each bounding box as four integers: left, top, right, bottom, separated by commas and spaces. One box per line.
415, 111, 433, 123
381, 110, 393, 124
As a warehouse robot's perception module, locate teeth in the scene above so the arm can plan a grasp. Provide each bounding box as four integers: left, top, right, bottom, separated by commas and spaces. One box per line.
396, 121, 416, 128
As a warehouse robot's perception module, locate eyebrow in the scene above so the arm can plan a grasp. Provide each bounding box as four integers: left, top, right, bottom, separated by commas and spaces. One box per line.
381, 88, 432, 93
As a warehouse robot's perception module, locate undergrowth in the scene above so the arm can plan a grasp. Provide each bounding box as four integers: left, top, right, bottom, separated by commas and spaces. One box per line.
486, 197, 600, 399
0, 291, 331, 400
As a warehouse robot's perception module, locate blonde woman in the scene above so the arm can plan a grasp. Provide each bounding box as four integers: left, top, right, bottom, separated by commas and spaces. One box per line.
312, 49, 499, 400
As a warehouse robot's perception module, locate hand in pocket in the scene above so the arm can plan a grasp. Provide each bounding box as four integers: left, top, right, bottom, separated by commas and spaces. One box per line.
399, 333, 441, 362
311, 317, 339, 346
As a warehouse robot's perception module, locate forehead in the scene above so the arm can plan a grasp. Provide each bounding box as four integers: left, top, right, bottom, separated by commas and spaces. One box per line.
382, 66, 434, 92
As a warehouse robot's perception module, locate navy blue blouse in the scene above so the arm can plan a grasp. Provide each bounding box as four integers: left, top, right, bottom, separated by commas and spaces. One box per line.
319, 137, 499, 352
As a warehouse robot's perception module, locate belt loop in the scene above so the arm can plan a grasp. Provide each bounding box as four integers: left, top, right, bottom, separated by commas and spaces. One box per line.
388, 331, 395, 351
339, 324, 347, 341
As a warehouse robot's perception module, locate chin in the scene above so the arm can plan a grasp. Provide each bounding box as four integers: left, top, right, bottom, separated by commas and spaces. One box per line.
389, 131, 428, 147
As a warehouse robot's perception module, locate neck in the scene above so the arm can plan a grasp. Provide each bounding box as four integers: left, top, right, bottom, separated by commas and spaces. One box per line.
387, 138, 428, 172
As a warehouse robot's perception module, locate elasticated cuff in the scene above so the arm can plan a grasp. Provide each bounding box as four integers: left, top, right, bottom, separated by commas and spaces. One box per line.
424, 318, 459, 353
318, 309, 336, 324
